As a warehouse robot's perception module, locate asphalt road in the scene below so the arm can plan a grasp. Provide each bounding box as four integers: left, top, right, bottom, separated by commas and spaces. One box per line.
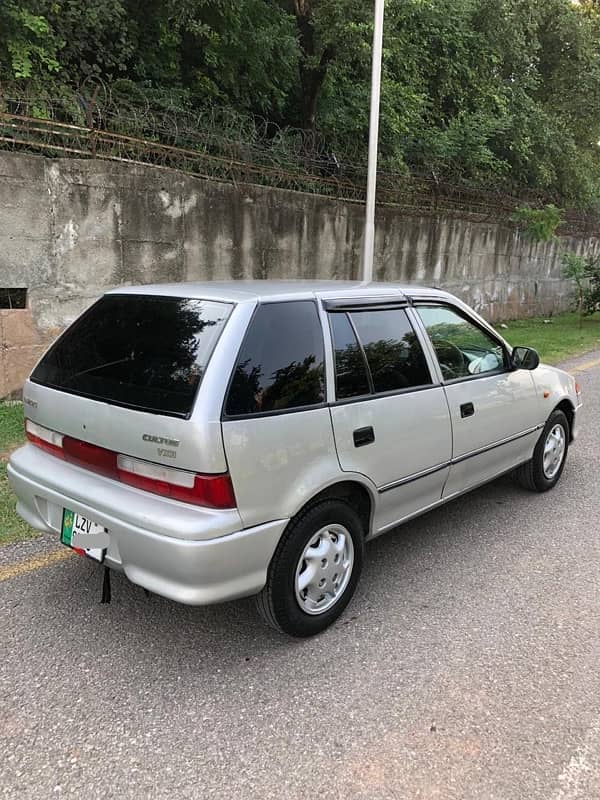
2, 353, 600, 800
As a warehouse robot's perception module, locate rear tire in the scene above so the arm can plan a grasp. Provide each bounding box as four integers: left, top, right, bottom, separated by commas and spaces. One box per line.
513, 409, 569, 492
256, 500, 364, 637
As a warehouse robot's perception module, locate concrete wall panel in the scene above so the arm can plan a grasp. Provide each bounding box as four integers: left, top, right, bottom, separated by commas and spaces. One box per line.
1, 151, 599, 397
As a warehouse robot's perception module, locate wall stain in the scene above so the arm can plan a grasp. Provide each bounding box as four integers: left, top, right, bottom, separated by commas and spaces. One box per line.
1, 151, 598, 355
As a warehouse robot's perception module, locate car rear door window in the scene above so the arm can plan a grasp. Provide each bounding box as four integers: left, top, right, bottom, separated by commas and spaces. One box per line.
225, 301, 325, 416
31, 294, 232, 417
350, 308, 432, 394
416, 305, 506, 381
329, 313, 371, 399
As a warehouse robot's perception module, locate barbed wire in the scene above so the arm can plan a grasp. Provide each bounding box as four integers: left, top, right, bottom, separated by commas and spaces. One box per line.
0, 81, 597, 237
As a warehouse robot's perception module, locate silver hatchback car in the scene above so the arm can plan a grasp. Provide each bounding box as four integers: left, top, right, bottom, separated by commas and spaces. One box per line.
9, 281, 582, 636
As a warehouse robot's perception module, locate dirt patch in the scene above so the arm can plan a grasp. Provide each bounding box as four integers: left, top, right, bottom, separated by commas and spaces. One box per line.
0, 442, 19, 463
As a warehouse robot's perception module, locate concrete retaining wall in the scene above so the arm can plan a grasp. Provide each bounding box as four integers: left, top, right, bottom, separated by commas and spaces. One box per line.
1, 151, 598, 397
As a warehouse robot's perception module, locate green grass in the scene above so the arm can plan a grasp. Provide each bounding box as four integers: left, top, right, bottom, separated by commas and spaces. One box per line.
496, 311, 600, 365
0, 402, 25, 453
0, 402, 37, 545
0, 462, 37, 545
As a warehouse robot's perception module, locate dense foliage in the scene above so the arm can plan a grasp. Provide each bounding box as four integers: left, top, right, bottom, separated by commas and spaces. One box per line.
562, 252, 600, 317
512, 204, 563, 243
1, 0, 600, 207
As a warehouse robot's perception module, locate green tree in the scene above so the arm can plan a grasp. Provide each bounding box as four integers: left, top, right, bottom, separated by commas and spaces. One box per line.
277, 1, 371, 130
475, 0, 600, 204
562, 253, 588, 326
512, 204, 563, 242
1, 0, 599, 210
126, 0, 298, 116
562, 252, 600, 320
1, 1, 61, 83
45, 0, 135, 83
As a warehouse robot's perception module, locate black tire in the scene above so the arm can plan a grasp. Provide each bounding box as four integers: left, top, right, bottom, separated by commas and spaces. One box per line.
513, 409, 569, 492
256, 499, 365, 637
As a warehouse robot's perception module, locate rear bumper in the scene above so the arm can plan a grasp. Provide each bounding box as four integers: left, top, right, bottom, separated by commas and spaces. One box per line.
7, 445, 287, 605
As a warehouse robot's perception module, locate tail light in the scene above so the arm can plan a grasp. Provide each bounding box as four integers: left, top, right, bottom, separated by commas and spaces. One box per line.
63, 436, 118, 478
25, 420, 64, 458
117, 455, 236, 508
24, 420, 236, 509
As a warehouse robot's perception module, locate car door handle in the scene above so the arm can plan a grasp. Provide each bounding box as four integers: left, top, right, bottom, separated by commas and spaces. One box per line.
460, 402, 475, 418
353, 426, 375, 447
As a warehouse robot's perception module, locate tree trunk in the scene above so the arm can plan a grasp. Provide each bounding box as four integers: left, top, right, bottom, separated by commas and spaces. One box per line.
293, 0, 334, 129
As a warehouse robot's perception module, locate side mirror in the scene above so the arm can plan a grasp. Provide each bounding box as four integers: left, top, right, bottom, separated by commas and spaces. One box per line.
511, 346, 540, 371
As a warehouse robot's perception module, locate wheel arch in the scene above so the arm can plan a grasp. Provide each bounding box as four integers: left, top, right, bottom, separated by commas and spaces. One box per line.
553, 398, 575, 442
293, 479, 375, 539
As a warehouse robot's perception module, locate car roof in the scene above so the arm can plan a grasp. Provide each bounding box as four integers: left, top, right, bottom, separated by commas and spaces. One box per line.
107, 280, 451, 304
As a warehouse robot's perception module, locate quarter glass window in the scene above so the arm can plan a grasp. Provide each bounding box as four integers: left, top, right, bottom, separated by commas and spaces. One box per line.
225, 301, 325, 416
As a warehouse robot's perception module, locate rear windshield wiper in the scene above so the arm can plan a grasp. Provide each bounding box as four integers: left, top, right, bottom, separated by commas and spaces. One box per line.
67, 356, 133, 380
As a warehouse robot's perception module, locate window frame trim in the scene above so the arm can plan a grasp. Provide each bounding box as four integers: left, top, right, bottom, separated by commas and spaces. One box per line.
412, 301, 512, 386
221, 298, 328, 421
327, 311, 374, 400
322, 295, 410, 312
328, 381, 442, 408
346, 312, 376, 394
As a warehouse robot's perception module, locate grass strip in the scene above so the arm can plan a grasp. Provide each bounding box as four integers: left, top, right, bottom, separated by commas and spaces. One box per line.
495, 311, 600, 365
0, 402, 36, 545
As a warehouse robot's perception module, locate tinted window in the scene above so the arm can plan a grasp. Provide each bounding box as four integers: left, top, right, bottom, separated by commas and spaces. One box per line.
225, 301, 325, 416
31, 295, 232, 417
329, 313, 371, 399
416, 305, 506, 381
350, 309, 432, 393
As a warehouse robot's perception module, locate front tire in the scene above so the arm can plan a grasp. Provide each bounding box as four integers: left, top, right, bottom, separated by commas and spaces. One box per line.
256, 500, 364, 637
513, 409, 569, 492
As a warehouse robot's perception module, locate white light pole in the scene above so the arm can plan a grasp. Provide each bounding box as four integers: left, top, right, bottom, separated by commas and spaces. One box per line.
361, 0, 385, 283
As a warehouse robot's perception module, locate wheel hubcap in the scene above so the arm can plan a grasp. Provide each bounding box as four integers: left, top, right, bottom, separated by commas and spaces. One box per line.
543, 424, 566, 480
294, 524, 354, 615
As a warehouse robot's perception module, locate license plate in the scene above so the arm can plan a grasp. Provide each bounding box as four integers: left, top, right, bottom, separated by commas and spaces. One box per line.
61, 508, 109, 563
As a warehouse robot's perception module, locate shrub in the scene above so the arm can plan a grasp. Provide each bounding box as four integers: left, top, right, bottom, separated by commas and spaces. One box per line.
513, 204, 563, 242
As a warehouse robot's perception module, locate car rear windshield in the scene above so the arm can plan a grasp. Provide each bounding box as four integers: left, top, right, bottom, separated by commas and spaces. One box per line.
31, 294, 233, 417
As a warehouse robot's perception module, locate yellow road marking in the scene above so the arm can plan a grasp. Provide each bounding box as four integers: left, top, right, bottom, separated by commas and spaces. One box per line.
570, 357, 600, 374
0, 548, 73, 583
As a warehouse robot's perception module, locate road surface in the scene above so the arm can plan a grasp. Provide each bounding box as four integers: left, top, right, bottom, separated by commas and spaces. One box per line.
2, 352, 600, 799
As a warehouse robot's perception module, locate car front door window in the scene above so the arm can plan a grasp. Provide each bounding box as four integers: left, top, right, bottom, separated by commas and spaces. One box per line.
416, 305, 506, 381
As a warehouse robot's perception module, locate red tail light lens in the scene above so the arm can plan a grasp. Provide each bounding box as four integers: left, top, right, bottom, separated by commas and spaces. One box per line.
63, 436, 118, 478
25, 420, 236, 509
117, 455, 236, 509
